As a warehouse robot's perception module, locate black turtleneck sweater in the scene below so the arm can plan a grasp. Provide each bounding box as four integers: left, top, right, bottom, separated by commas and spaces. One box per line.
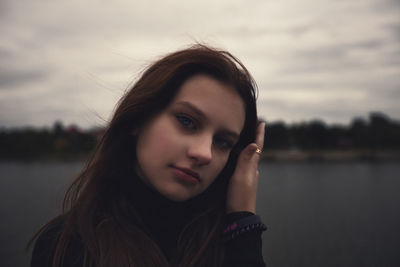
31, 177, 266, 266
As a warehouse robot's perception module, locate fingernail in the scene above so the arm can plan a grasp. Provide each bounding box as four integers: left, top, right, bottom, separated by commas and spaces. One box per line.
258, 119, 266, 124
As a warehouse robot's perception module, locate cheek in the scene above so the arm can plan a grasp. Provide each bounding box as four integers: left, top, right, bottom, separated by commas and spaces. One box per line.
219, 156, 230, 170
137, 120, 178, 163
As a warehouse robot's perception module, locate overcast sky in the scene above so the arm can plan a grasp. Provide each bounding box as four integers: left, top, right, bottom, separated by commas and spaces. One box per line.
1, 0, 399, 128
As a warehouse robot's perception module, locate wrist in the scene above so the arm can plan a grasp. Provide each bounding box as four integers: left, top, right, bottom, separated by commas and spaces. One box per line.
226, 203, 256, 214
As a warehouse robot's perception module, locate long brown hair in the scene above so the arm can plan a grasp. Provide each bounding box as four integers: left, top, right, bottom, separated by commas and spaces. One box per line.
30, 44, 258, 267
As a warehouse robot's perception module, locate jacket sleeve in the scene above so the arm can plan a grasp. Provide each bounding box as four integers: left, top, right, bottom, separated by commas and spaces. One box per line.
222, 212, 266, 267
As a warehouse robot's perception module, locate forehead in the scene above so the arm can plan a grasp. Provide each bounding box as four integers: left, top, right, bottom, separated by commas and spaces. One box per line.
171, 74, 245, 133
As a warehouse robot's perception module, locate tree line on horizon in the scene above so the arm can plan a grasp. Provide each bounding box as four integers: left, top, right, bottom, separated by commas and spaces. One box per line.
264, 112, 400, 150
1, 112, 399, 160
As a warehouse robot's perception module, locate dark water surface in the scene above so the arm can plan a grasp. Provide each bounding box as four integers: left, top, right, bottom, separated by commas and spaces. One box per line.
0, 161, 399, 267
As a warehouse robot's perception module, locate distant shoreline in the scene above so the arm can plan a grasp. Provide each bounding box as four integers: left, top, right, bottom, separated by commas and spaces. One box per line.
2, 150, 400, 163
260, 149, 400, 162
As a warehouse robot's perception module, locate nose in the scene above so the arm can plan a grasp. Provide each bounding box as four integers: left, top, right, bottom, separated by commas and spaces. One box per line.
187, 134, 212, 165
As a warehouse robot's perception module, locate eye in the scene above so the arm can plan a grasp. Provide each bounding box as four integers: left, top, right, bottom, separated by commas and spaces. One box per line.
214, 136, 234, 151
176, 114, 197, 130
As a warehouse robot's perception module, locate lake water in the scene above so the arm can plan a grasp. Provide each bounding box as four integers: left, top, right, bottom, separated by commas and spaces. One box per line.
0, 161, 399, 267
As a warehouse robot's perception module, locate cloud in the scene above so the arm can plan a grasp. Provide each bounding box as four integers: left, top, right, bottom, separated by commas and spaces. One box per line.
0, 0, 399, 127
0, 66, 46, 88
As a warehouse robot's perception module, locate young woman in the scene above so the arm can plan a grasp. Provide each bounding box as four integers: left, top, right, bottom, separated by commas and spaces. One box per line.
30, 44, 267, 267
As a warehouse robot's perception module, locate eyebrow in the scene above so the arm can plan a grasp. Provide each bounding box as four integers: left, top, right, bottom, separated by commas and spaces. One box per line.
174, 101, 241, 139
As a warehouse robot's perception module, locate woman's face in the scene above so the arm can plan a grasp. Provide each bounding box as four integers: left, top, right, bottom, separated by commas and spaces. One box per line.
135, 74, 245, 202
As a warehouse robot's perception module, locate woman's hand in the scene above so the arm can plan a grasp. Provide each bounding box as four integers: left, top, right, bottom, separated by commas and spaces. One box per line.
226, 122, 265, 213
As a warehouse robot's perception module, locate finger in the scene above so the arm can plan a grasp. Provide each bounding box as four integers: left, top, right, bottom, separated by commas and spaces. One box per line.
255, 122, 265, 151
239, 143, 260, 162
231, 143, 260, 188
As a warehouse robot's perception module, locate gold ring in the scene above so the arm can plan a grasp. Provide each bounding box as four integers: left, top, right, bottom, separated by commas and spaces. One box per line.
255, 147, 262, 155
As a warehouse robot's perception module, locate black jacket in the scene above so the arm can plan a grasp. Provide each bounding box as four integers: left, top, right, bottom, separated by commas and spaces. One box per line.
31, 178, 265, 267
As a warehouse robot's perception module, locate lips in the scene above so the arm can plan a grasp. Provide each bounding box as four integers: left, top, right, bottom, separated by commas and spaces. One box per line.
170, 165, 200, 184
